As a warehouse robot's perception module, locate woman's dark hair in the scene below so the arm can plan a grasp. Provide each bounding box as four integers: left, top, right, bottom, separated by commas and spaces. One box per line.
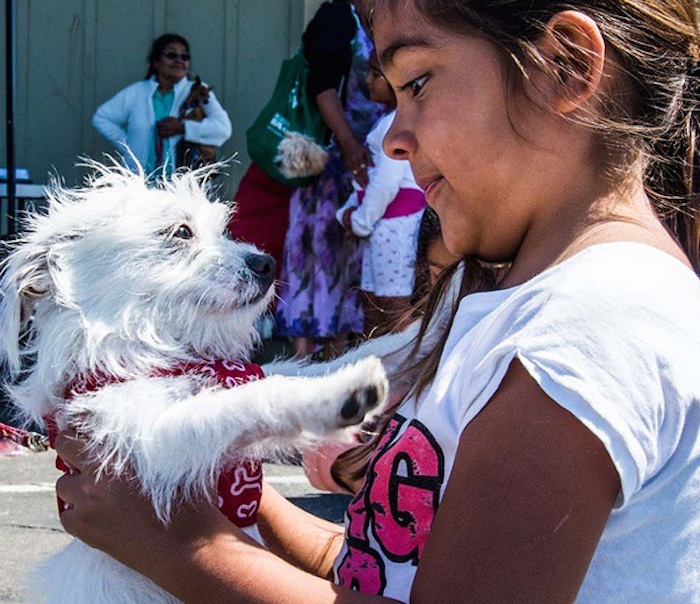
145, 33, 190, 79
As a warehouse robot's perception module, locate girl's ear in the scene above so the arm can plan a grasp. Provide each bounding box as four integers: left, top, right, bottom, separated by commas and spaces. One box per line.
535, 10, 606, 113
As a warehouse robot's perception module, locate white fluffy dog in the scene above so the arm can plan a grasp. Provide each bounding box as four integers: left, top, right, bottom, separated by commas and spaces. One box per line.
0, 160, 390, 604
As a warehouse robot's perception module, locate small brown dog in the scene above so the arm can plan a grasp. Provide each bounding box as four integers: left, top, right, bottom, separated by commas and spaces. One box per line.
176, 76, 218, 168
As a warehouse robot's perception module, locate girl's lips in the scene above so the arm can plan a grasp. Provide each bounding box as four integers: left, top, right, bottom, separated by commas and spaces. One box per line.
422, 177, 443, 201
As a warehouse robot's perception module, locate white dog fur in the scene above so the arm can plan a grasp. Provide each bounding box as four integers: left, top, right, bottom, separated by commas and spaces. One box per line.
0, 159, 401, 604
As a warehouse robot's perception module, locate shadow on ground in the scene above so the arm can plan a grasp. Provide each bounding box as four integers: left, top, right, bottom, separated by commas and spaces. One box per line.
289, 493, 353, 524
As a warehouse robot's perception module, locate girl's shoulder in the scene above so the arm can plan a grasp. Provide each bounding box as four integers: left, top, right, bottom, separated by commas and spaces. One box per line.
458, 242, 700, 346
497, 241, 698, 302
445, 242, 700, 442
541, 242, 699, 304
501, 242, 700, 357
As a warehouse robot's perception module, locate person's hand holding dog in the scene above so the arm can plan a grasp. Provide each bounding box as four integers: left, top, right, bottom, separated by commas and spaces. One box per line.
55, 427, 234, 582
55, 428, 159, 564
156, 117, 185, 138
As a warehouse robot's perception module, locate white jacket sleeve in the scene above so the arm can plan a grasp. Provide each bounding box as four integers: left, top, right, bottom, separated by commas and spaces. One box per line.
349, 151, 404, 238
92, 87, 131, 148
182, 90, 232, 147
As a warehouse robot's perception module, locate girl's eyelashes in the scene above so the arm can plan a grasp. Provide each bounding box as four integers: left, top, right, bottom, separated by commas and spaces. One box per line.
398, 74, 430, 98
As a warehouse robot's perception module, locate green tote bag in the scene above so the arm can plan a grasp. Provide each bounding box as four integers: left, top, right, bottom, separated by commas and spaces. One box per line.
246, 47, 330, 187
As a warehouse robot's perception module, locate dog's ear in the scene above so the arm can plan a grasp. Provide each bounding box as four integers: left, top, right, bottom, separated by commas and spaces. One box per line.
0, 241, 54, 377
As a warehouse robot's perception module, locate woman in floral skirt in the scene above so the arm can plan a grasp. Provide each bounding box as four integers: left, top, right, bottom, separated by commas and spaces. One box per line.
274, 0, 385, 359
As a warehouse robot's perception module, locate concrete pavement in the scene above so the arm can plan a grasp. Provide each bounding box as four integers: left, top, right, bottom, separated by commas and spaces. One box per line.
0, 447, 351, 603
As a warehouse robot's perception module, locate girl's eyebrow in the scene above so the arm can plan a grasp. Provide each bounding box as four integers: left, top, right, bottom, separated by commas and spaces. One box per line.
379, 35, 437, 68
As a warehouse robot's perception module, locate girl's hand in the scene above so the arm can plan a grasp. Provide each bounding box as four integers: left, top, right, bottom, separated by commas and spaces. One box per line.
341, 207, 356, 232
54, 429, 230, 575
55, 429, 161, 564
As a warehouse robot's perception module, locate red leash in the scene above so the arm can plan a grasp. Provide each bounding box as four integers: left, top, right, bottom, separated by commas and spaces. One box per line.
155, 134, 164, 167
0, 420, 50, 452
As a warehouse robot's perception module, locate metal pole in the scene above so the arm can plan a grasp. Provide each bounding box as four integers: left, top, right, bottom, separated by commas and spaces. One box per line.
5, 0, 16, 236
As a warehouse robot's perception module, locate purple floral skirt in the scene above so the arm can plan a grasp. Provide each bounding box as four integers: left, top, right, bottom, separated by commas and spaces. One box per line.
275, 148, 365, 338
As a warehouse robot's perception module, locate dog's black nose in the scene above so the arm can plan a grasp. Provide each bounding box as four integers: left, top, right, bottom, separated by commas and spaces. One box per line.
245, 253, 276, 292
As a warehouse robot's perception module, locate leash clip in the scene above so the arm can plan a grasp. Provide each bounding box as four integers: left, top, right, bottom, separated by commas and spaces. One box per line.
27, 432, 50, 453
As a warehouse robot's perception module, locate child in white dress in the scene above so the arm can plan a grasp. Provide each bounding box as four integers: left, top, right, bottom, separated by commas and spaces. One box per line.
337, 51, 426, 337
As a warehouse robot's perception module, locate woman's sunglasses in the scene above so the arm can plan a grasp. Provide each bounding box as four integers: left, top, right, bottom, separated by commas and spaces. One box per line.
162, 51, 190, 61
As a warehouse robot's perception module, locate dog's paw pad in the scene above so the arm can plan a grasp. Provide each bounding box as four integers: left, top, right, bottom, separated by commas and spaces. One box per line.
339, 385, 381, 427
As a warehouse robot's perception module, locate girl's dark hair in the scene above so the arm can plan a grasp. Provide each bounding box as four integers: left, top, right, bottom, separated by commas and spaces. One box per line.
332, 0, 700, 489
373, 0, 700, 270
368, 48, 397, 106
410, 206, 443, 309
332, 258, 498, 490
145, 33, 190, 79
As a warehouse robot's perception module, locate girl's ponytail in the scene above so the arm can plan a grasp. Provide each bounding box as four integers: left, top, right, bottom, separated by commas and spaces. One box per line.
645, 60, 700, 272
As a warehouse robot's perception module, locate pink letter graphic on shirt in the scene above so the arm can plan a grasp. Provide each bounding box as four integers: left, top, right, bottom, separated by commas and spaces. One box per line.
337, 415, 445, 594
336, 544, 386, 595
369, 421, 444, 563
347, 416, 404, 541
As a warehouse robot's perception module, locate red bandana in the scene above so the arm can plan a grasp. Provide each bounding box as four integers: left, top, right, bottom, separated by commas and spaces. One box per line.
49, 360, 265, 528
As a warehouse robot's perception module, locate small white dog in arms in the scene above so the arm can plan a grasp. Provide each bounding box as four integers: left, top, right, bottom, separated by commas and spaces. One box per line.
0, 159, 400, 604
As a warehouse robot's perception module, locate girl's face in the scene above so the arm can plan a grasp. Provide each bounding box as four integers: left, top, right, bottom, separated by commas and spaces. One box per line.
374, 5, 555, 263
366, 57, 395, 105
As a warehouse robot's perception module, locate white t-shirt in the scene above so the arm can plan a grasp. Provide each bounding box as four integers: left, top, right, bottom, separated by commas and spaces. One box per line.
334, 242, 700, 602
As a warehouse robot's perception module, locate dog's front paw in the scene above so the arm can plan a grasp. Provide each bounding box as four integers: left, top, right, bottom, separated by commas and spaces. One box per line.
339, 384, 381, 426
311, 356, 388, 443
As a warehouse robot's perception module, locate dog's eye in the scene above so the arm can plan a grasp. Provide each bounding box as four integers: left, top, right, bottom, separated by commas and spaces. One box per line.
172, 224, 194, 240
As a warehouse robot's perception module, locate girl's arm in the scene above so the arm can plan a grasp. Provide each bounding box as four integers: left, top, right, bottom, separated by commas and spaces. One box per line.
257, 481, 346, 578
54, 431, 399, 604
411, 359, 621, 604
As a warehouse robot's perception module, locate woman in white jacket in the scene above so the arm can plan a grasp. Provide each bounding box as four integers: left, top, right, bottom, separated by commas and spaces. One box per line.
92, 33, 232, 176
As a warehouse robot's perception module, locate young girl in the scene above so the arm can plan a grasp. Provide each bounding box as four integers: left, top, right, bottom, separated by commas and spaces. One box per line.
338, 51, 426, 337
55, 1, 700, 602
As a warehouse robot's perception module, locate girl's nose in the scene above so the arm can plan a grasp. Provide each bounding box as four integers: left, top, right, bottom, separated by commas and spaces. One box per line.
382, 111, 415, 161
